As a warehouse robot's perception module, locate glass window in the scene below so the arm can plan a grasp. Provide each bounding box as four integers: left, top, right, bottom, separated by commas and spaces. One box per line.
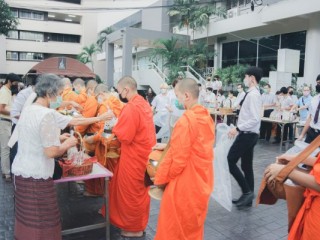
258, 35, 280, 76
6, 51, 18, 60
7, 30, 18, 39
11, 8, 18, 17
20, 31, 44, 41
222, 42, 238, 68
19, 10, 44, 20
20, 52, 44, 61
239, 39, 257, 67
280, 31, 306, 76
49, 33, 80, 43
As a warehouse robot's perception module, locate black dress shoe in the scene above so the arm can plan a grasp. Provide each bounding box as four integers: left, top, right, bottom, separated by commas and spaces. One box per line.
272, 140, 280, 144
235, 192, 254, 207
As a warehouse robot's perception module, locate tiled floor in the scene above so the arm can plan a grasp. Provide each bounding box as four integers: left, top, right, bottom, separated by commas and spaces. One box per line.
1, 140, 292, 240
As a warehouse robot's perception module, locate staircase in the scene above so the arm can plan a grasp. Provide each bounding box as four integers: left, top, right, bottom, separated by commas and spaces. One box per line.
180, 65, 207, 86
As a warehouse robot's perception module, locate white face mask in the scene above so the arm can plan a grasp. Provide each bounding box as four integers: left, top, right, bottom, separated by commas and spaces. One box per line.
244, 78, 250, 87
160, 89, 167, 94
98, 96, 103, 103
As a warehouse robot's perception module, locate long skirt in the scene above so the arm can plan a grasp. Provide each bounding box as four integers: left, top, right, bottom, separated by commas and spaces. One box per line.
14, 175, 61, 240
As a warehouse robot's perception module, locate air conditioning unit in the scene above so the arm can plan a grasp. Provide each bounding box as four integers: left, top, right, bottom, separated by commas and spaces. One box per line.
227, 8, 239, 18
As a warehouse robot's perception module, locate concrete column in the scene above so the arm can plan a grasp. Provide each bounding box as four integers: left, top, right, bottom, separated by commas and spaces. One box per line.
122, 31, 132, 77
213, 41, 221, 73
105, 41, 114, 88
304, 14, 320, 85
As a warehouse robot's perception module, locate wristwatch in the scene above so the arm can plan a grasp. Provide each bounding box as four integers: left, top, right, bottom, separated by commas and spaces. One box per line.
236, 127, 240, 132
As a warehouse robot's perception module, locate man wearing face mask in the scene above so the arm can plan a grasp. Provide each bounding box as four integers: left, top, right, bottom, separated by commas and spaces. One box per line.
72, 78, 88, 108
0, 73, 22, 182
152, 83, 170, 141
233, 84, 246, 112
291, 86, 312, 123
298, 75, 320, 143
108, 76, 156, 238
83, 83, 124, 197
153, 78, 215, 240
260, 84, 276, 141
288, 86, 298, 104
74, 80, 99, 136
273, 86, 294, 144
227, 66, 262, 209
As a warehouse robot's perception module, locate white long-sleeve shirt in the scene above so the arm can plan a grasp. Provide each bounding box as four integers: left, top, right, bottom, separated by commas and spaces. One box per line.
237, 87, 262, 134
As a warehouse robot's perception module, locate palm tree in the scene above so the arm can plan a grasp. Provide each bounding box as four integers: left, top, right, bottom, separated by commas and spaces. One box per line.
150, 37, 188, 83
167, 0, 195, 36
77, 43, 98, 72
96, 27, 114, 52
168, 0, 226, 41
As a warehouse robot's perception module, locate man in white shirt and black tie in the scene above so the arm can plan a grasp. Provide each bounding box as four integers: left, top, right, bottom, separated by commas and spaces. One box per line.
227, 66, 263, 209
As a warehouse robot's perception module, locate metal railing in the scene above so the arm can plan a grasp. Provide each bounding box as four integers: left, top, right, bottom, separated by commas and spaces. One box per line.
180, 65, 207, 86
132, 63, 169, 83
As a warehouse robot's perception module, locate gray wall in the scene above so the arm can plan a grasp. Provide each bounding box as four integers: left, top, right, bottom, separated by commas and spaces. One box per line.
142, 0, 171, 32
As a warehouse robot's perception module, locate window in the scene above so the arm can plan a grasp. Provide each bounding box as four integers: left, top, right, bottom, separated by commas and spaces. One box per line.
258, 35, 279, 76
20, 52, 44, 61
49, 33, 80, 43
239, 39, 257, 67
280, 31, 306, 76
11, 8, 18, 17
20, 31, 44, 41
6, 51, 19, 60
19, 10, 44, 20
7, 30, 18, 39
222, 42, 238, 68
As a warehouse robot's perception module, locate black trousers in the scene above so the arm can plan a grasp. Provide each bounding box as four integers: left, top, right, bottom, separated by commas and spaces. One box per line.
10, 124, 17, 176
305, 127, 320, 144
227, 132, 259, 194
260, 109, 273, 140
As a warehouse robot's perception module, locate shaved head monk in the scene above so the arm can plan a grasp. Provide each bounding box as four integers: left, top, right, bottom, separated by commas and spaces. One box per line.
154, 78, 215, 240
109, 76, 156, 238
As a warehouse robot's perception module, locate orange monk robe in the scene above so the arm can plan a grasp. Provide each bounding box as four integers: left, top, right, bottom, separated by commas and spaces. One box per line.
84, 98, 124, 195
59, 87, 78, 110
75, 95, 99, 136
74, 89, 88, 108
154, 104, 215, 240
109, 94, 156, 232
288, 156, 320, 240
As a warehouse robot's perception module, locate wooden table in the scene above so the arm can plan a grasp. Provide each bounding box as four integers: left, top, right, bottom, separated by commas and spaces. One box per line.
261, 117, 299, 151
54, 162, 113, 239
208, 109, 237, 125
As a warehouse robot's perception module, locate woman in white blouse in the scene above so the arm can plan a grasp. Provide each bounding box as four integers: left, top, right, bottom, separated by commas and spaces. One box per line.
12, 74, 86, 240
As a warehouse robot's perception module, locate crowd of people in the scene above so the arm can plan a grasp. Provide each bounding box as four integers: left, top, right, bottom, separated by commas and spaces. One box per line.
0, 69, 320, 240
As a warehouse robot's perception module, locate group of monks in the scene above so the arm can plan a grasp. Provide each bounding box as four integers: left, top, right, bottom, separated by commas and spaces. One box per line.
59, 76, 216, 239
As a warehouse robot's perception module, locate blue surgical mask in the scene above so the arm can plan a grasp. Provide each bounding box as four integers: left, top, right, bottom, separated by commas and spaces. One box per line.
98, 96, 103, 103
75, 89, 80, 94
49, 96, 62, 109
174, 99, 184, 110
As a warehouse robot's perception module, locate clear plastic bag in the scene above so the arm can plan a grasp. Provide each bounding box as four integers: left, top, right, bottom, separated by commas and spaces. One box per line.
211, 123, 235, 212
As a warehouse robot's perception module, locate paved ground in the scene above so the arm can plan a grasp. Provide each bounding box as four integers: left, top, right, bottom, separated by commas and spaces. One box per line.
0, 139, 292, 240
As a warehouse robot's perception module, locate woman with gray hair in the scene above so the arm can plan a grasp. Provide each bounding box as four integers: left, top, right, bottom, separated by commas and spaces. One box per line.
11, 74, 111, 240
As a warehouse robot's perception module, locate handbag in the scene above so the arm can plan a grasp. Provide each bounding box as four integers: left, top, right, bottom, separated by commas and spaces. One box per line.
256, 135, 320, 231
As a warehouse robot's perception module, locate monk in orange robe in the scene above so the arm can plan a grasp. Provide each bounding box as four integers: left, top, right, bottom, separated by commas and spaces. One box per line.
154, 78, 215, 240
109, 76, 156, 238
72, 78, 88, 107
75, 80, 99, 136
83, 84, 124, 196
59, 78, 78, 110
265, 153, 320, 240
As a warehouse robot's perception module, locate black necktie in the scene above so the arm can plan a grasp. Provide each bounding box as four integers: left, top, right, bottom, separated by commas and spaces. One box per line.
314, 100, 320, 124
239, 92, 248, 107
